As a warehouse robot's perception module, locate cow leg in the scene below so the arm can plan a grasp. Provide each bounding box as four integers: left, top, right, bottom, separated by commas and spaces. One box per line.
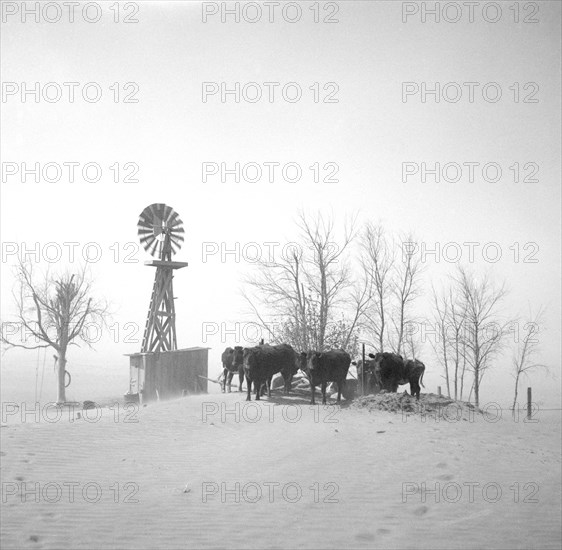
337, 379, 345, 403
227, 371, 234, 393
222, 368, 228, 393
411, 382, 420, 400
246, 377, 252, 401
238, 368, 244, 392
282, 373, 288, 395
321, 381, 327, 405
255, 379, 261, 401
310, 383, 316, 405
267, 376, 272, 398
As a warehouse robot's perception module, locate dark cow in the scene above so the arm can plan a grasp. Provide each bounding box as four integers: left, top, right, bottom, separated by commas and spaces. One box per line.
304, 350, 351, 405
402, 359, 426, 400
281, 350, 300, 395
242, 344, 297, 401
221, 346, 244, 393
370, 353, 425, 400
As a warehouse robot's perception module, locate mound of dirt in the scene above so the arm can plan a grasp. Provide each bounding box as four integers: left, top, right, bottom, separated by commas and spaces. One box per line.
350, 390, 478, 420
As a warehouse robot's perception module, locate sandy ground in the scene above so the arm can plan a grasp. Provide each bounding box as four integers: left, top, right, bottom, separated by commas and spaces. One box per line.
1, 390, 561, 550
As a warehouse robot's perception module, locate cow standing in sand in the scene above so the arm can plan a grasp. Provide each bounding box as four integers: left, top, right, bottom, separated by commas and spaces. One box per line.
370, 353, 425, 400
402, 359, 426, 399
241, 344, 298, 401
303, 350, 351, 405
221, 346, 244, 393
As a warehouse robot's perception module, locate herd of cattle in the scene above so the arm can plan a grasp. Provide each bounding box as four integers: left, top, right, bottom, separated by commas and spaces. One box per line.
221, 344, 426, 404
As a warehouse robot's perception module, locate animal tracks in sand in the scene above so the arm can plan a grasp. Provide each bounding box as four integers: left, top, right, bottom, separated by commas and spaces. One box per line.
436, 473, 455, 481
353, 528, 392, 542
355, 532, 376, 541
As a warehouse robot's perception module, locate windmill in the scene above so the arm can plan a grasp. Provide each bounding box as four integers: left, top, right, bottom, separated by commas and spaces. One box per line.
138, 203, 187, 353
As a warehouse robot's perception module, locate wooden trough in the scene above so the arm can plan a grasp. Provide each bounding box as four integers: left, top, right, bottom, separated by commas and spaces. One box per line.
125, 347, 209, 404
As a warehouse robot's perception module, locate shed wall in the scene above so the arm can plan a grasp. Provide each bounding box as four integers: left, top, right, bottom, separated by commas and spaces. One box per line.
129, 349, 208, 402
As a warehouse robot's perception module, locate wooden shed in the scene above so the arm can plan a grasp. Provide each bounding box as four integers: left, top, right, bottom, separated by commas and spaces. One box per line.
125, 347, 209, 403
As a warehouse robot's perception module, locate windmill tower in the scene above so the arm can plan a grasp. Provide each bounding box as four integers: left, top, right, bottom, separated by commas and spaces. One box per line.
137, 203, 187, 353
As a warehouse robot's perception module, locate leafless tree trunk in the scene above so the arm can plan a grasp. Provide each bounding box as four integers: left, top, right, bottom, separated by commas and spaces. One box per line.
429, 276, 469, 400
391, 233, 424, 356
459, 340, 467, 400
455, 266, 509, 408
360, 224, 394, 352
1, 261, 109, 403
430, 285, 451, 397
511, 307, 548, 413
243, 211, 362, 353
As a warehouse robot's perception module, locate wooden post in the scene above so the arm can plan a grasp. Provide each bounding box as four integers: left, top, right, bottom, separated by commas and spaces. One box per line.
260, 339, 264, 345
361, 343, 365, 397
438, 386, 442, 397
527, 387, 532, 420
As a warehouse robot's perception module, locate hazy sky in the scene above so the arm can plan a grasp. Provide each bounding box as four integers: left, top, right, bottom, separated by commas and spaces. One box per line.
1, 1, 560, 407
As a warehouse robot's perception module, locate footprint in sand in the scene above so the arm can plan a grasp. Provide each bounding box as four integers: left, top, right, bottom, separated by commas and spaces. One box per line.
29, 535, 39, 543
436, 474, 454, 481
15, 476, 24, 481
436, 462, 447, 469
414, 505, 429, 516
355, 532, 376, 542
376, 528, 390, 535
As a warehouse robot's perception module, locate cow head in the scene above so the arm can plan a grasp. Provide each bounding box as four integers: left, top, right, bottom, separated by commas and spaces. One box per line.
231, 346, 244, 369
306, 351, 323, 372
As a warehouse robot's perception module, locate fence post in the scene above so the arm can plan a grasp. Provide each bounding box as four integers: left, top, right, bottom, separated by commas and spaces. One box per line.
438, 386, 442, 397
527, 387, 532, 420
361, 343, 365, 397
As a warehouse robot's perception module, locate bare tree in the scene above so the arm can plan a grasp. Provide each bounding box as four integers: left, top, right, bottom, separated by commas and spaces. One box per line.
447, 286, 468, 400
298, 211, 357, 349
243, 211, 363, 353
454, 266, 508, 408
430, 285, 451, 397
430, 282, 469, 399
511, 307, 548, 413
360, 223, 394, 352
1, 261, 109, 403
403, 316, 423, 361
390, 232, 424, 355
360, 227, 424, 355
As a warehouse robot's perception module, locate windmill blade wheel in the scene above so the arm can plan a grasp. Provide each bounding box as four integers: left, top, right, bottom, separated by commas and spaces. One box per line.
138, 203, 185, 259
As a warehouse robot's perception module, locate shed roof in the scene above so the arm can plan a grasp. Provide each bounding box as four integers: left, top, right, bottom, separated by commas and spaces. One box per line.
125, 347, 210, 357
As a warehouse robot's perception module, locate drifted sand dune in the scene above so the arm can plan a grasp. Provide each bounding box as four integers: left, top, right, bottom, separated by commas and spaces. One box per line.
1, 391, 561, 550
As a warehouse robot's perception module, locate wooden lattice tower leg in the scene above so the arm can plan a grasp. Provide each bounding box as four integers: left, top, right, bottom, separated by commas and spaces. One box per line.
142, 266, 179, 352
137, 203, 188, 353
